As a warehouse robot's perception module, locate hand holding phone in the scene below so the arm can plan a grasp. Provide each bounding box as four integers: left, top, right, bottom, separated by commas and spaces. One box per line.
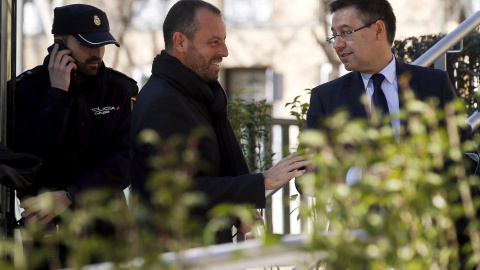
47, 40, 77, 91
47, 40, 68, 54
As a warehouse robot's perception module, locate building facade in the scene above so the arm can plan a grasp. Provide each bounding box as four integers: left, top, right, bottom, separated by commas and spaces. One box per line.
21, 0, 471, 118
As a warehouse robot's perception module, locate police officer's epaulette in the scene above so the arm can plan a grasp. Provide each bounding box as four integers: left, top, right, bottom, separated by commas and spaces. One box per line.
16, 68, 38, 82
106, 67, 137, 84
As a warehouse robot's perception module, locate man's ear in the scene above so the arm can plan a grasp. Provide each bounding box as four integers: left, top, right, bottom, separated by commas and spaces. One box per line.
374, 20, 386, 40
172, 32, 188, 53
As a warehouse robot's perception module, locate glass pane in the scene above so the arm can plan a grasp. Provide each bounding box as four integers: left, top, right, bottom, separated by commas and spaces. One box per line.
23, 1, 44, 36
226, 68, 267, 101
224, 0, 272, 26
131, 0, 176, 30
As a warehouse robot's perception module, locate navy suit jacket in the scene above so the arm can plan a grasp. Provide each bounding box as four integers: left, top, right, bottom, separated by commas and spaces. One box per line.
306, 59, 456, 131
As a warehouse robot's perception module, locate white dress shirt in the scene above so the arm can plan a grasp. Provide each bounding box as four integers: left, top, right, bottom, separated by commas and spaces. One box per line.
360, 55, 400, 138
347, 55, 400, 186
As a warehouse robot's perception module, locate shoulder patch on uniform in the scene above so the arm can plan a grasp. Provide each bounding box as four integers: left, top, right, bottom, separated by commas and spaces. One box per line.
106, 67, 137, 84
16, 69, 37, 82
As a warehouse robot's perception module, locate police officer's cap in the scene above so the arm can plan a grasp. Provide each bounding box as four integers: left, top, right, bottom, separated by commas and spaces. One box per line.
52, 4, 120, 48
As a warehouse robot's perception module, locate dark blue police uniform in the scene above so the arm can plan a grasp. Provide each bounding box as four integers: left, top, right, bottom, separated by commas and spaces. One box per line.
8, 4, 138, 268
10, 4, 138, 203
12, 54, 138, 201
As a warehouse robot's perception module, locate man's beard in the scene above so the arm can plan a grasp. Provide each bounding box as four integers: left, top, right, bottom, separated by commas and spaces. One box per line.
75, 56, 102, 77
184, 44, 221, 82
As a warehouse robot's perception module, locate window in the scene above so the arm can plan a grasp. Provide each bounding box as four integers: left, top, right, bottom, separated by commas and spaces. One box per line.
225, 68, 282, 102
23, 0, 44, 36
223, 0, 272, 27
130, 0, 176, 30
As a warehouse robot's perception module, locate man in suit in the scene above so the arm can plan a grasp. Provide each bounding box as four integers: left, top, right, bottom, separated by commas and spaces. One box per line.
305, 0, 476, 266
306, 0, 456, 186
131, 0, 309, 244
307, 0, 455, 135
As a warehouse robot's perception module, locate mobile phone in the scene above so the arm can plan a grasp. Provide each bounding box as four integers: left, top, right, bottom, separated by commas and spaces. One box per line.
47, 40, 76, 77
47, 40, 68, 54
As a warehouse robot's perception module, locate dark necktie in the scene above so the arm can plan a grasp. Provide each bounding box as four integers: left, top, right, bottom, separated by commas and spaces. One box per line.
371, 73, 389, 119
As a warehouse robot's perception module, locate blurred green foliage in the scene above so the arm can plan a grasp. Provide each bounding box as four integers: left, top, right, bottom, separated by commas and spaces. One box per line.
285, 89, 311, 133
294, 78, 480, 269
0, 95, 271, 269
284, 31, 480, 268
228, 90, 274, 173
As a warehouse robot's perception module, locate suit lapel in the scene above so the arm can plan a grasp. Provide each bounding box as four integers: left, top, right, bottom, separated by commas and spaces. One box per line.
396, 60, 419, 109
343, 71, 368, 119
396, 60, 419, 137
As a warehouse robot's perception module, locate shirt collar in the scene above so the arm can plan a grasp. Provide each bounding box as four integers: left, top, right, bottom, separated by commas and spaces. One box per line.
360, 55, 396, 88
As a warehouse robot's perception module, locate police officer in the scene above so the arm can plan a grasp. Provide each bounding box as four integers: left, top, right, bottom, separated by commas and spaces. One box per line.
11, 4, 138, 225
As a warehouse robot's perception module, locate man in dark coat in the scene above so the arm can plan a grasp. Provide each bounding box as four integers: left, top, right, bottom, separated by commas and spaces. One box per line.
12, 4, 138, 224
131, 0, 309, 243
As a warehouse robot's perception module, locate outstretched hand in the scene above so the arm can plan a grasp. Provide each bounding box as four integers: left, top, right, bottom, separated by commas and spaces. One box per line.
20, 190, 72, 225
263, 153, 311, 190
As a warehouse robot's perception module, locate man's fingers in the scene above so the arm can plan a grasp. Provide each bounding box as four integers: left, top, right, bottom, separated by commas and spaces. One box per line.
281, 170, 305, 182
28, 213, 40, 223
287, 169, 306, 179
294, 169, 306, 177
284, 152, 299, 159
60, 54, 73, 68
56, 54, 75, 75
51, 50, 72, 69
67, 62, 77, 73
20, 197, 41, 217
21, 208, 36, 218
19, 191, 73, 226
34, 210, 50, 221
51, 48, 65, 68
39, 214, 56, 225
264, 153, 313, 190
48, 44, 59, 66
282, 153, 302, 163
285, 160, 311, 172
20, 196, 38, 209
27, 210, 54, 225
283, 154, 313, 166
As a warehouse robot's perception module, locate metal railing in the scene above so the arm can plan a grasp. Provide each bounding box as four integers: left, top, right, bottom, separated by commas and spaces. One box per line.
413, 11, 480, 68
62, 234, 326, 270
262, 118, 302, 236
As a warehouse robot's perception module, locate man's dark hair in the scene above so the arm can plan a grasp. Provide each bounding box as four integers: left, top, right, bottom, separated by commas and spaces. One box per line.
329, 0, 396, 45
163, 0, 222, 52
